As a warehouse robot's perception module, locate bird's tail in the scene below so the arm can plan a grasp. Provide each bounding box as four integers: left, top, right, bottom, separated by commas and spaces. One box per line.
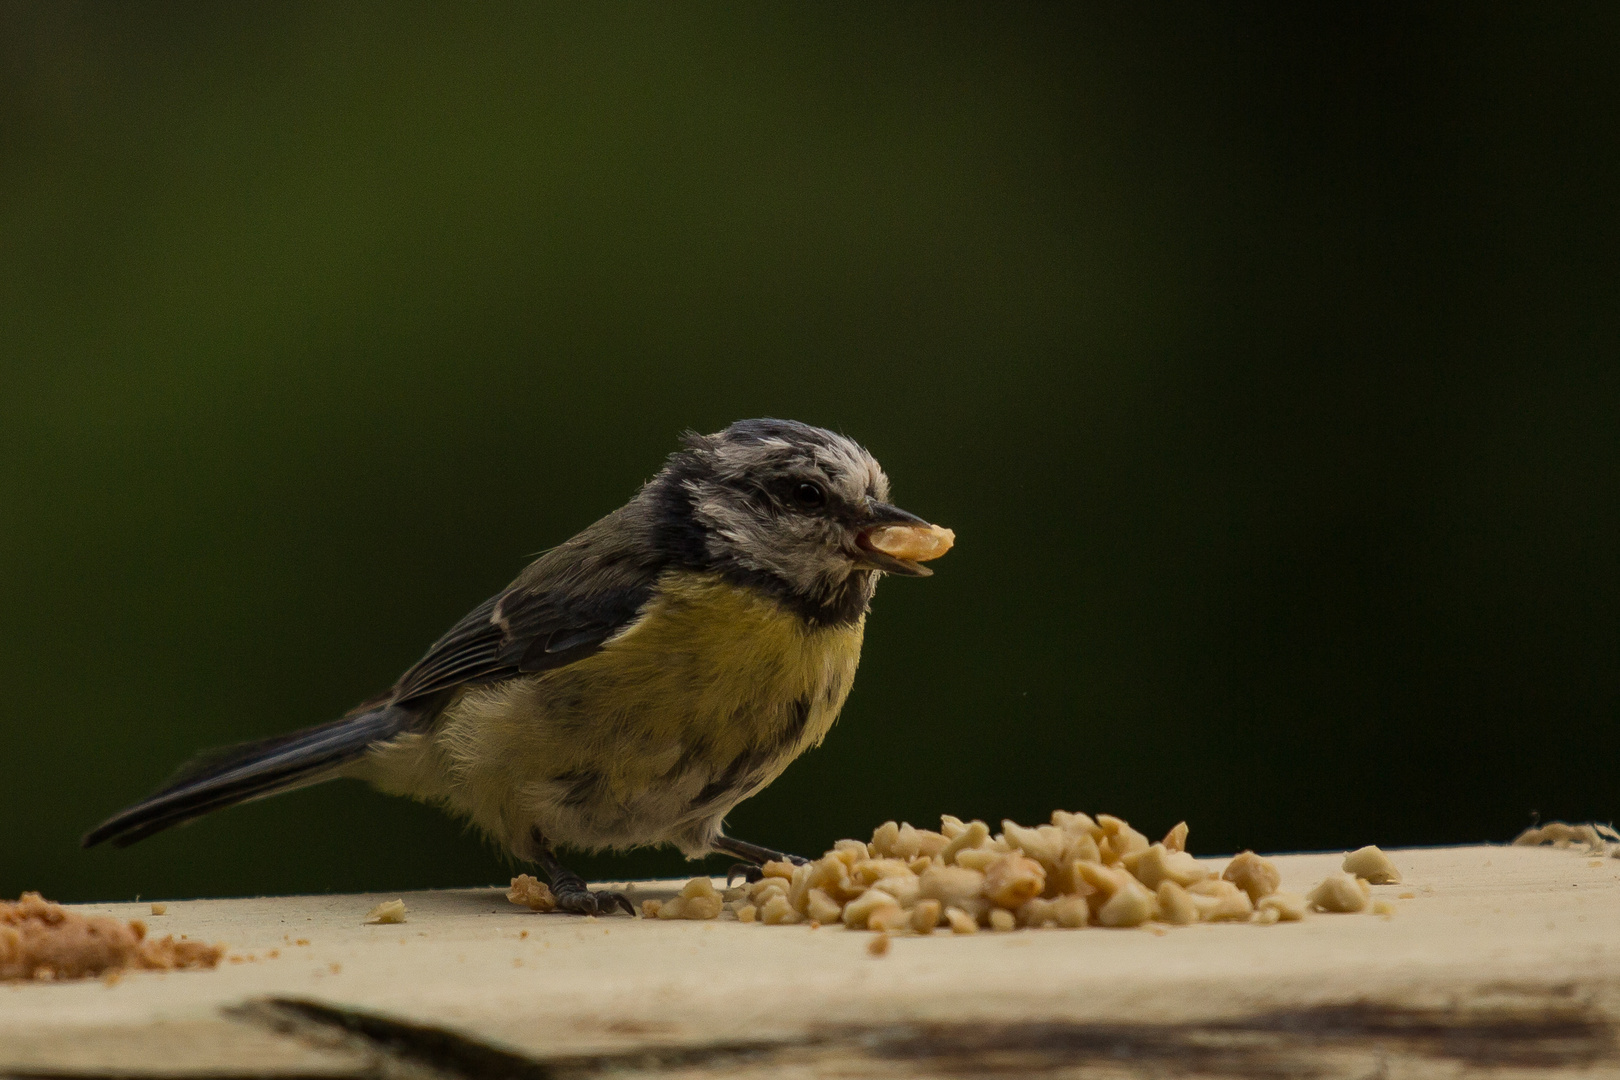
82, 705, 412, 849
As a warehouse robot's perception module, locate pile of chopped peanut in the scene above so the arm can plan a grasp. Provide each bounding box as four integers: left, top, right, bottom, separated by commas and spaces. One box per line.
629, 813, 1403, 931
1, 893, 224, 982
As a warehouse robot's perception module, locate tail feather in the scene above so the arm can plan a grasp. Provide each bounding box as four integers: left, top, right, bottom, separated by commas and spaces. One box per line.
82, 707, 410, 849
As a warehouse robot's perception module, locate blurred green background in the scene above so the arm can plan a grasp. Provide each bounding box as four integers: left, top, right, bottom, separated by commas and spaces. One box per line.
4, 4, 1617, 903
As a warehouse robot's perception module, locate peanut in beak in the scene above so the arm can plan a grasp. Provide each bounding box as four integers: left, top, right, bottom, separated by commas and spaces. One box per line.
863, 524, 955, 563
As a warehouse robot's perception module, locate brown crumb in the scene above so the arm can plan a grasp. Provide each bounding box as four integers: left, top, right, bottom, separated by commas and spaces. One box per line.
0, 893, 224, 983
867, 933, 891, 956
294, 939, 310, 946
507, 875, 557, 913
148, 903, 167, 916
328, 962, 341, 975
519, 930, 529, 939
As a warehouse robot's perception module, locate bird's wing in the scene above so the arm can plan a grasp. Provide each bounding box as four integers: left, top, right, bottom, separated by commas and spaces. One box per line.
388, 577, 656, 706
387, 511, 663, 707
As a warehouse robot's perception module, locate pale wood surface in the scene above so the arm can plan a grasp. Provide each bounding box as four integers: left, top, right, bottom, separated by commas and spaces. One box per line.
4, 845, 1618, 1077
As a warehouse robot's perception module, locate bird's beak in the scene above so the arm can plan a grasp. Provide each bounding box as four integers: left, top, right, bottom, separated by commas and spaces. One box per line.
852, 502, 955, 577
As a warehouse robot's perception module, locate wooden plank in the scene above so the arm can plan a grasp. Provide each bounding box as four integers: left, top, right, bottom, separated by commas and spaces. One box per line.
3, 845, 1617, 1077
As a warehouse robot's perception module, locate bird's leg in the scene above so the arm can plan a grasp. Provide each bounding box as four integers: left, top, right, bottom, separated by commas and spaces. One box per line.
527, 829, 634, 916
713, 834, 811, 885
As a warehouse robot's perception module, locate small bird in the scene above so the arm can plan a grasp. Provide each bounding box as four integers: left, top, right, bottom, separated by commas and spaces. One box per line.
84, 419, 954, 914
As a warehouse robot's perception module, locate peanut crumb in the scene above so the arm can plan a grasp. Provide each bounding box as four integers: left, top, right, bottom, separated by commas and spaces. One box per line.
0, 893, 223, 982
506, 875, 557, 913
1342, 846, 1401, 884
365, 899, 407, 925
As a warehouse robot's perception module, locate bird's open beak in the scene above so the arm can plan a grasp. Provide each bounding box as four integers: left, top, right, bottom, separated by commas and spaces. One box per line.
852, 502, 955, 577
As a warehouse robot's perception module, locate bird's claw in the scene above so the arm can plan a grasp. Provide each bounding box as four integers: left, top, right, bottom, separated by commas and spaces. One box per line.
553, 887, 636, 917
725, 851, 811, 886
726, 862, 763, 886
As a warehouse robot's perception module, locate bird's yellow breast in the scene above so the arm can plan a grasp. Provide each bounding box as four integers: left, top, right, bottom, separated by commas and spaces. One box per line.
374, 571, 865, 854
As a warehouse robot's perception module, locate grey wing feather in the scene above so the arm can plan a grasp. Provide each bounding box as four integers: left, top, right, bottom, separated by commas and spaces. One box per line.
389, 513, 662, 705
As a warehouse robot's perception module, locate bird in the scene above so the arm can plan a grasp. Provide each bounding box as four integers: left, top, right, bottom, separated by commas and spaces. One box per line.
83, 419, 954, 915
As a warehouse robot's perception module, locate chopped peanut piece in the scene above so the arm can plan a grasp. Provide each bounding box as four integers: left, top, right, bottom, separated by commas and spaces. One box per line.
1257, 892, 1307, 922
982, 854, 1046, 909
832, 839, 868, 866
1190, 880, 1253, 922
867, 906, 910, 933
989, 908, 1017, 932
945, 906, 978, 934
680, 877, 719, 900
1127, 844, 1212, 889
1052, 810, 1100, 838
736, 904, 757, 923
760, 895, 802, 925
749, 878, 788, 904
918, 866, 986, 909
1342, 846, 1402, 884
867, 933, 891, 956
869, 874, 921, 907
1047, 896, 1090, 928
1222, 851, 1282, 901
841, 890, 901, 930
805, 889, 843, 925
911, 899, 942, 933
939, 820, 991, 864
1156, 881, 1198, 926
1308, 873, 1372, 913
1097, 880, 1156, 927
364, 899, 407, 925
1161, 822, 1189, 852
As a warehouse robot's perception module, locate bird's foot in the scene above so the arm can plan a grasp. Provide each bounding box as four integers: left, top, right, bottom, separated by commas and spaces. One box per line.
713, 836, 811, 885
554, 884, 636, 917
547, 864, 635, 916
528, 830, 635, 916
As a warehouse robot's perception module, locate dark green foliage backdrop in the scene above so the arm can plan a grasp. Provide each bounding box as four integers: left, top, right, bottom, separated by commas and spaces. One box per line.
4, 5, 1617, 902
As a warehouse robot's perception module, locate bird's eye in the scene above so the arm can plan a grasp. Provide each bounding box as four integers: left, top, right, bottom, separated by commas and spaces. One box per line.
792, 481, 826, 509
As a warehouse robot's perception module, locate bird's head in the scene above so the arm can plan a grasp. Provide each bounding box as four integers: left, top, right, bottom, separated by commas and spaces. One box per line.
651, 419, 952, 622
